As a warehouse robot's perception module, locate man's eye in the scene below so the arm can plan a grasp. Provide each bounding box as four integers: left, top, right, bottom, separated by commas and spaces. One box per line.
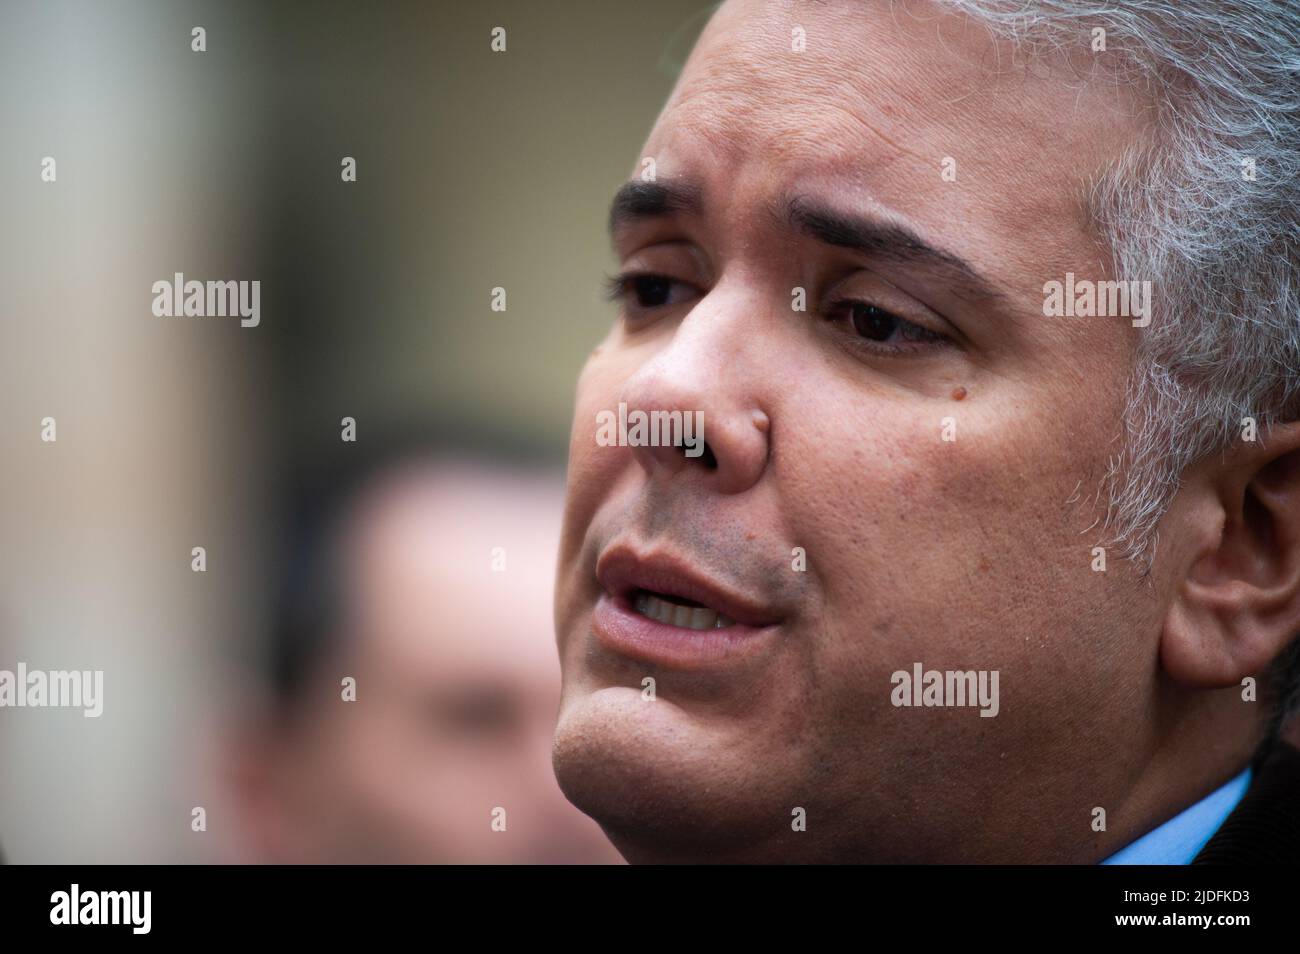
825, 300, 948, 351
603, 272, 694, 311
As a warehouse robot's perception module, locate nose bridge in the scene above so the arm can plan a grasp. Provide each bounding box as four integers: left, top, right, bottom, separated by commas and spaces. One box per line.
624, 278, 752, 403
617, 283, 771, 494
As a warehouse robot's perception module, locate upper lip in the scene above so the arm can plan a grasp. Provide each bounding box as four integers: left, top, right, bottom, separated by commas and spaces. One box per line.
596, 544, 780, 628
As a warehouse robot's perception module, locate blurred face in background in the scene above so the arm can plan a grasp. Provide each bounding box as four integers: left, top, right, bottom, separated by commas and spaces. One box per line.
550, 0, 1251, 863
235, 463, 620, 864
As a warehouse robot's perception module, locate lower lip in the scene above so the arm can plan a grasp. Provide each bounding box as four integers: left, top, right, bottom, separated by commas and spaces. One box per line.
591, 592, 778, 669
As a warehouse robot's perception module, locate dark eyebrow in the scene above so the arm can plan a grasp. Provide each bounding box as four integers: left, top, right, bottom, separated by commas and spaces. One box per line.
607, 179, 704, 236
605, 179, 1010, 308
781, 194, 1009, 306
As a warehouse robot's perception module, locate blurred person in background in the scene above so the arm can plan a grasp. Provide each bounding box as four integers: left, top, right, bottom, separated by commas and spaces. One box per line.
226, 446, 620, 864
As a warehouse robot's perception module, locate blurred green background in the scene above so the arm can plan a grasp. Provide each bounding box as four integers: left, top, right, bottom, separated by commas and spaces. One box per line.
260, 0, 718, 462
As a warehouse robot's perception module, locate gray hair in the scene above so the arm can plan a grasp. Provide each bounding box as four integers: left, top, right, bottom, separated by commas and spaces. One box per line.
941, 0, 1300, 725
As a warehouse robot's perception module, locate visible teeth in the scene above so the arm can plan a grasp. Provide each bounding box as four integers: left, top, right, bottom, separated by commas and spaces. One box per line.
632, 592, 735, 630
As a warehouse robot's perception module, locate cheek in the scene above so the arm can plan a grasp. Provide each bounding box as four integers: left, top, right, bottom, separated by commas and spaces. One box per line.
561, 352, 629, 535
783, 385, 1115, 590
555, 349, 638, 639
776, 384, 1142, 703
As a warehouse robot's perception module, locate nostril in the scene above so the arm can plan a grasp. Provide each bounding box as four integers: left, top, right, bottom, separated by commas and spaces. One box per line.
698, 442, 718, 469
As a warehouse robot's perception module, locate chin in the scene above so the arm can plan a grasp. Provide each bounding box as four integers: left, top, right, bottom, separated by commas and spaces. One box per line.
551, 684, 807, 863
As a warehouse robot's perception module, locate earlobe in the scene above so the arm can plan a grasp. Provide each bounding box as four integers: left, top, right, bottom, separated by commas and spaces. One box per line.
1159, 422, 1300, 691
1159, 493, 1239, 688
1161, 597, 1238, 687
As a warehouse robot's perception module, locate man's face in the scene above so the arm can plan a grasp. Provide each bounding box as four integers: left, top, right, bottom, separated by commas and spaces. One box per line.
252, 471, 620, 864
554, 0, 1167, 862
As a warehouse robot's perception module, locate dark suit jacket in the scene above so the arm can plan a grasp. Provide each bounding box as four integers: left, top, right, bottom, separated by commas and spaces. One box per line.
1193, 741, 1300, 864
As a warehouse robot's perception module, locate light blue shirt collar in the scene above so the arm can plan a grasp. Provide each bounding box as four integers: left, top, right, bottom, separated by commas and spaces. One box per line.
1101, 768, 1252, 865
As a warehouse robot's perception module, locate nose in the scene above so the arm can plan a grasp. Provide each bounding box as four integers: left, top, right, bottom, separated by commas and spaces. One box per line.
617, 287, 771, 495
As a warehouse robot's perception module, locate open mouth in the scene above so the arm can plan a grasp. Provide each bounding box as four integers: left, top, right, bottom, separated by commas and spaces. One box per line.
591, 545, 781, 668
595, 543, 780, 637
631, 588, 736, 630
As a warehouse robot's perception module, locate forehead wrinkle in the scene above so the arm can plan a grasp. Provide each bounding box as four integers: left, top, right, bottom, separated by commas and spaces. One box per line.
667, 0, 1148, 188
659, 27, 950, 185
654, 91, 930, 206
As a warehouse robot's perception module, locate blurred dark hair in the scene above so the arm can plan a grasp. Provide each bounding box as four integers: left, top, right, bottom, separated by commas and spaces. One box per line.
264, 422, 557, 712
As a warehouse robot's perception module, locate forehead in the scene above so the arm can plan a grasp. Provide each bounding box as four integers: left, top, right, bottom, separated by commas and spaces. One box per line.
343, 470, 564, 678
644, 0, 1147, 284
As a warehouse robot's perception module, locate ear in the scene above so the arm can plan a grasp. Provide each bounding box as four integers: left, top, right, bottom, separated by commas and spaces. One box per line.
1160, 421, 1300, 690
